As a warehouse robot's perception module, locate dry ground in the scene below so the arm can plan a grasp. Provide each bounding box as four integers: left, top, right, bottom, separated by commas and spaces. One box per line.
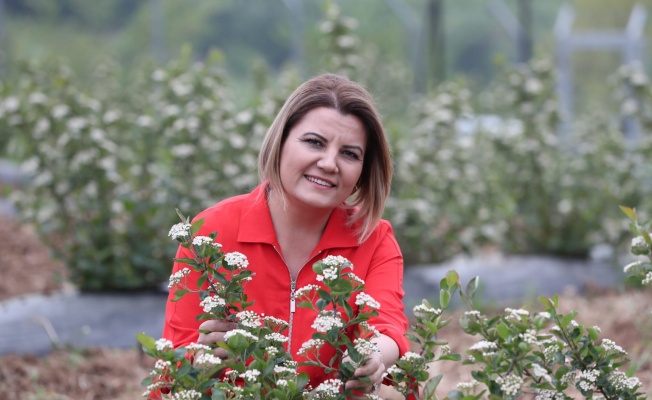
0, 213, 650, 399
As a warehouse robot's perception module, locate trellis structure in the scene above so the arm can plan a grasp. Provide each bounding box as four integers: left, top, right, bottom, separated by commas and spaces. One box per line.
554, 3, 648, 139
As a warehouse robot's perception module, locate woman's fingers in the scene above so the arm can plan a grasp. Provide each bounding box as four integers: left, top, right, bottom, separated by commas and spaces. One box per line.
197, 319, 238, 357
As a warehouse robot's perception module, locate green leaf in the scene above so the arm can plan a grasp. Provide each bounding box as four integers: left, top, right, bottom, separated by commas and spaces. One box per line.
620, 205, 638, 221
440, 288, 451, 308
423, 374, 443, 399
190, 218, 205, 236
446, 270, 460, 287
136, 332, 157, 351
175, 208, 187, 223
539, 296, 554, 309
465, 276, 479, 300
497, 323, 510, 340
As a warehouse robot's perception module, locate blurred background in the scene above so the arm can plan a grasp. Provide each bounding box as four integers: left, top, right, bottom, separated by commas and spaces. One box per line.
0, 0, 651, 292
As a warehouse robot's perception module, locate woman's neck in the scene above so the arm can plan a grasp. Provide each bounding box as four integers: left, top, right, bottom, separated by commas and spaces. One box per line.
267, 190, 332, 236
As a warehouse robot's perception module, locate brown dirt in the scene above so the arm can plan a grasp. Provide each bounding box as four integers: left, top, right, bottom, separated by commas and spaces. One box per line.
0, 213, 650, 399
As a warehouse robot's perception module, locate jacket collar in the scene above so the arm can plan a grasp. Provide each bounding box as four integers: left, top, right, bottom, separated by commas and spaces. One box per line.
238, 183, 359, 249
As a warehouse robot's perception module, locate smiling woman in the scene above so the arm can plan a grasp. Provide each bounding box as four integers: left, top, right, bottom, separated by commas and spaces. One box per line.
162, 73, 406, 398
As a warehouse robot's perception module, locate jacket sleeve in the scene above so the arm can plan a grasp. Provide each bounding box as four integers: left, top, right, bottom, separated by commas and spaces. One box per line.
162, 244, 204, 347
362, 221, 410, 356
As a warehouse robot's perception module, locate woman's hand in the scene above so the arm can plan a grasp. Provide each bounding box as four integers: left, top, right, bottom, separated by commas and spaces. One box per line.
197, 319, 238, 358
344, 351, 385, 399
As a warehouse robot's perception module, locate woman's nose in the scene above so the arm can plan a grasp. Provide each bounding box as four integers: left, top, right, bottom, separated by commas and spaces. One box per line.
317, 150, 338, 172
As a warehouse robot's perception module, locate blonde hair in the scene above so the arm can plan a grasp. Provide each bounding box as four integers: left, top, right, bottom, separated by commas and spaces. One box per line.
258, 73, 393, 243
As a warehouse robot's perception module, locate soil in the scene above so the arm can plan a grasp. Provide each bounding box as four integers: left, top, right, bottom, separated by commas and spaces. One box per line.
0, 213, 650, 399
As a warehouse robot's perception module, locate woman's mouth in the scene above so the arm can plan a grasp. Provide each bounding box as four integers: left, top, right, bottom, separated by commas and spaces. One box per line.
305, 175, 335, 188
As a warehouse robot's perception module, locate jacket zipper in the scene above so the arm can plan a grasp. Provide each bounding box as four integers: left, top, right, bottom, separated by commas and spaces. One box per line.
273, 245, 322, 355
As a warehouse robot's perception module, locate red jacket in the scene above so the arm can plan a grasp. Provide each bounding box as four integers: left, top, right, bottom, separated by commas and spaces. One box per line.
163, 183, 410, 388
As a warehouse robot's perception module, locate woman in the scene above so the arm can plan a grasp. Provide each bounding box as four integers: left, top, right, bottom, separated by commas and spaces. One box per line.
163, 73, 409, 398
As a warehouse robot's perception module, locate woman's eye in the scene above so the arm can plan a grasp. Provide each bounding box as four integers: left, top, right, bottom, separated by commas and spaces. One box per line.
342, 150, 361, 160
304, 138, 322, 147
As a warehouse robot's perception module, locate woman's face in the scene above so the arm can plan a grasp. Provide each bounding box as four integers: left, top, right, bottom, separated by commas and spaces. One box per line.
278, 106, 366, 213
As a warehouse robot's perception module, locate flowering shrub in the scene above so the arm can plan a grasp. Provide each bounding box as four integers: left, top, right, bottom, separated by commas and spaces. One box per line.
139, 211, 649, 399
621, 206, 652, 287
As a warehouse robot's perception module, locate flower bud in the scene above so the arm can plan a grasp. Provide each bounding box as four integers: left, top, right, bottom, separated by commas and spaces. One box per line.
631, 236, 649, 255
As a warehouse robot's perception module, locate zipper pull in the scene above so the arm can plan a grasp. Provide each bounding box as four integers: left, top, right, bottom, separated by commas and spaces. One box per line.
290, 280, 296, 313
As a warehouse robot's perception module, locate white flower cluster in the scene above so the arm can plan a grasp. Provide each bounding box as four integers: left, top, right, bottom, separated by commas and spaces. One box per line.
237, 310, 261, 328
359, 321, 381, 338
495, 373, 524, 397
168, 268, 191, 289
535, 389, 566, 400
168, 222, 191, 240
192, 235, 221, 248
519, 329, 538, 344
623, 260, 643, 273
265, 332, 289, 343
154, 359, 172, 372
601, 338, 627, 355
194, 352, 222, 368
266, 346, 278, 358
469, 340, 498, 356
643, 272, 652, 286
142, 380, 166, 397
298, 338, 325, 356
532, 363, 552, 382
316, 265, 339, 282
346, 273, 365, 286
456, 379, 479, 391
536, 311, 551, 320
321, 255, 352, 268
263, 315, 289, 329
186, 343, 212, 352
314, 379, 343, 397
224, 329, 258, 341
239, 369, 261, 382
631, 236, 648, 253
543, 344, 559, 363
505, 308, 529, 321
439, 344, 451, 356
413, 303, 442, 317
200, 295, 226, 313
173, 390, 202, 400
294, 284, 320, 298
592, 325, 602, 334
355, 292, 380, 310
276, 379, 289, 387
224, 252, 249, 269
311, 313, 343, 333
353, 338, 378, 358
387, 365, 404, 376
274, 365, 298, 375
609, 370, 642, 391
577, 369, 600, 391
155, 338, 174, 351
400, 351, 422, 362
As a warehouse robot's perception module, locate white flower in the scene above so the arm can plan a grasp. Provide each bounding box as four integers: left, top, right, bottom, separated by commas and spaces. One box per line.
239, 369, 261, 382
314, 379, 343, 397
168, 268, 191, 288
298, 338, 325, 356
623, 260, 642, 273
154, 359, 172, 371
400, 351, 423, 362
3, 96, 19, 112
456, 380, 479, 391
274, 365, 297, 375
200, 295, 225, 313
194, 352, 222, 367
28, 92, 47, 105
263, 316, 289, 329
609, 370, 641, 391
136, 115, 154, 127
295, 284, 319, 297
387, 365, 404, 375
103, 110, 121, 124
355, 292, 380, 310
264, 332, 289, 343
535, 389, 566, 400
346, 272, 365, 285
266, 346, 278, 358
601, 338, 627, 355
172, 390, 202, 400
316, 265, 339, 282
236, 310, 261, 328
51, 104, 70, 119
311, 313, 343, 333
321, 255, 352, 268
631, 236, 648, 254
469, 340, 497, 353
168, 223, 191, 240
643, 272, 652, 286
151, 69, 167, 81
519, 329, 538, 344
413, 304, 441, 317
155, 338, 173, 351
276, 379, 289, 387
185, 343, 212, 352
353, 339, 378, 358
224, 252, 249, 269
495, 374, 523, 397
505, 308, 529, 321
192, 236, 221, 249
224, 329, 258, 341
532, 363, 552, 382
